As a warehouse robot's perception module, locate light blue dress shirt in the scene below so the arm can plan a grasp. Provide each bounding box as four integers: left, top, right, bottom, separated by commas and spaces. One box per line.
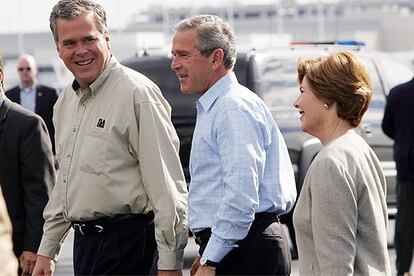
20, 86, 36, 112
189, 72, 297, 262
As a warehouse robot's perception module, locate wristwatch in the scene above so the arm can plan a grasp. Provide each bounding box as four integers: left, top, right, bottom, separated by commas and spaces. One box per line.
200, 256, 219, 268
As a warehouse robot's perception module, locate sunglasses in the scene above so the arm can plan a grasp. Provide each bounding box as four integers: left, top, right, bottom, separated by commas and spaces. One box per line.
18, 67, 31, 72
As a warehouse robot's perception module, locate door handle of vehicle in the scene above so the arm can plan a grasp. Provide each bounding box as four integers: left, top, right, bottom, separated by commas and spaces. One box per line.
358, 123, 373, 137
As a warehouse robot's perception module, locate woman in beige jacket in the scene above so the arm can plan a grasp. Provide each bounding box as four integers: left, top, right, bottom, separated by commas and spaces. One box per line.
292, 51, 391, 275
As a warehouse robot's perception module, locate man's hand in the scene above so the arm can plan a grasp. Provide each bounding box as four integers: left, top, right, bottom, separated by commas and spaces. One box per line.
194, 265, 216, 276
158, 270, 183, 276
190, 256, 201, 276
32, 255, 55, 276
19, 251, 37, 275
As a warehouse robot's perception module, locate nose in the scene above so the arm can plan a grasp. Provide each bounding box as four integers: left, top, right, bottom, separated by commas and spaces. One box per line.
171, 56, 181, 71
75, 42, 88, 55
293, 96, 300, 109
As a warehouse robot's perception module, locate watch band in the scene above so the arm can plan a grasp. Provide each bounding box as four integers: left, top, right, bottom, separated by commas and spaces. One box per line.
200, 256, 219, 268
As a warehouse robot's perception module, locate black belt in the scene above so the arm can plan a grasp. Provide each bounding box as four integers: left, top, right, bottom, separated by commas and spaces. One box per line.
71, 212, 154, 236
193, 212, 280, 246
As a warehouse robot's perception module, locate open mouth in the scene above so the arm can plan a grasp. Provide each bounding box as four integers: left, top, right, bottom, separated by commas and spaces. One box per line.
178, 73, 188, 81
75, 58, 93, 66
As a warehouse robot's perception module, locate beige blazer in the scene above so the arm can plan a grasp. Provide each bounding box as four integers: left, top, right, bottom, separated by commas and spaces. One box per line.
293, 132, 391, 275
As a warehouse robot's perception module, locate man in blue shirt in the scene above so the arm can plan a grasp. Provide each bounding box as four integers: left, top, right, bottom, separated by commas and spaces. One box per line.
171, 15, 297, 275
6, 54, 58, 166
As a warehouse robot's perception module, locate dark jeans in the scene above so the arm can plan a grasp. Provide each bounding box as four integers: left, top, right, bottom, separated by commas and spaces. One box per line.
395, 181, 414, 274
72, 213, 157, 275
195, 213, 291, 276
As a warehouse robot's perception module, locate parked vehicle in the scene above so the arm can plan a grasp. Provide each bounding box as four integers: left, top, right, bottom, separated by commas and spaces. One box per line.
122, 43, 414, 218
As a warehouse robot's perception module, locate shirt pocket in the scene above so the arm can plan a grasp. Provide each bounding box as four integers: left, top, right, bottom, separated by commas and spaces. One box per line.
79, 128, 108, 175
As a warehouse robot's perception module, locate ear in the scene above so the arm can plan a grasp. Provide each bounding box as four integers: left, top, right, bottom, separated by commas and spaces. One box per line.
211, 48, 224, 70
56, 45, 63, 59
105, 34, 111, 50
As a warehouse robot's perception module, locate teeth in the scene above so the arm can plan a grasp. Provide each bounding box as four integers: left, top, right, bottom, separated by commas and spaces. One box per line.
76, 59, 93, 66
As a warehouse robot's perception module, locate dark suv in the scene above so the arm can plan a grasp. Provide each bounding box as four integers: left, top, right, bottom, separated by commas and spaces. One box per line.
122, 46, 414, 216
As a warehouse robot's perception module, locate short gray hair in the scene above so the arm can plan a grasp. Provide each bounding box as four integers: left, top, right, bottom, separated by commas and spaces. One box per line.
174, 14, 236, 70
50, 0, 108, 44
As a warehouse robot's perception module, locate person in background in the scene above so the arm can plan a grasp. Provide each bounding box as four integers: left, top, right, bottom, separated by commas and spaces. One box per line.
382, 77, 414, 276
32, 0, 188, 275
293, 51, 390, 275
0, 53, 55, 275
0, 186, 19, 276
171, 14, 296, 276
6, 54, 58, 165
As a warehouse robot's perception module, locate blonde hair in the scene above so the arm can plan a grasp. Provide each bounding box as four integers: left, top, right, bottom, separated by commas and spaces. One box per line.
297, 51, 372, 127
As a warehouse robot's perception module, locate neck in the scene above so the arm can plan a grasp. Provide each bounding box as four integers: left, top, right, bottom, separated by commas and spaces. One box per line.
319, 118, 353, 145
21, 82, 34, 89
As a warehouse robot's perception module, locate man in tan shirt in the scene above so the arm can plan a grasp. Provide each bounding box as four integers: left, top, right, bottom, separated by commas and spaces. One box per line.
33, 0, 188, 275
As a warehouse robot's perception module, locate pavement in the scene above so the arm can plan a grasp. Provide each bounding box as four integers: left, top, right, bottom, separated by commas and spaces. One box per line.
54, 220, 397, 276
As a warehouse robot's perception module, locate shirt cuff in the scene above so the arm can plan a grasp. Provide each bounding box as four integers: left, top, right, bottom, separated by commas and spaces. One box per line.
157, 249, 185, 270
37, 237, 64, 261
202, 233, 237, 263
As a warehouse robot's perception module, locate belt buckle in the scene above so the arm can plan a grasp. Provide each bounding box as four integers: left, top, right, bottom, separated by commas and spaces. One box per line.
73, 223, 86, 235
95, 225, 104, 233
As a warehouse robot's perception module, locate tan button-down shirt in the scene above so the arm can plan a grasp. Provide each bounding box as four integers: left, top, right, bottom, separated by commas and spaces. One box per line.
38, 57, 188, 270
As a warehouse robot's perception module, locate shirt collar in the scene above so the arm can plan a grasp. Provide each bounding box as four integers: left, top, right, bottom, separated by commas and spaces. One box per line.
71, 55, 117, 97
197, 71, 238, 112
19, 85, 36, 93
0, 93, 4, 107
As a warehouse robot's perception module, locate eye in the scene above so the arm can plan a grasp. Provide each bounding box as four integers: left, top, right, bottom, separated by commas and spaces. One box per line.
62, 41, 75, 47
299, 86, 304, 93
85, 37, 96, 43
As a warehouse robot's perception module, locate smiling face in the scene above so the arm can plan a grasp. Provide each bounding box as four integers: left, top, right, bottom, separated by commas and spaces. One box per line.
294, 76, 329, 137
56, 12, 111, 89
170, 29, 218, 96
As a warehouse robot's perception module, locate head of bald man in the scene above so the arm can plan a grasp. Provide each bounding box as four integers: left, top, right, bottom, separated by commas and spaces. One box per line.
17, 54, 38, 88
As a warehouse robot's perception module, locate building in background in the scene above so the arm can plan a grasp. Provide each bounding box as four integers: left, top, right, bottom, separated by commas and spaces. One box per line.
0, 0, 413, 88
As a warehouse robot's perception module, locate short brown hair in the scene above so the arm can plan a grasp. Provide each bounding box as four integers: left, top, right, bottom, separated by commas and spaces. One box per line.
50, 0, 108, 44
297, 51, 372, 127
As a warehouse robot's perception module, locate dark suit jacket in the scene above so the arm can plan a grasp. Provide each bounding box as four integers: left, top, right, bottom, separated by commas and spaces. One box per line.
5, 85, 58, 153
382, 77, 414, 181
0, 98, 55, 256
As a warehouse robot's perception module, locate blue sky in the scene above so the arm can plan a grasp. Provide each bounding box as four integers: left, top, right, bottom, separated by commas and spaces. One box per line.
0, 0, 339, 34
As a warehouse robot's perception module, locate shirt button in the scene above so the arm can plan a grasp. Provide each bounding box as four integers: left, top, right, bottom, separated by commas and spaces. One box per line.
72, 128, 76, 132
63, 179, 67, 183
66, 154, 71, 158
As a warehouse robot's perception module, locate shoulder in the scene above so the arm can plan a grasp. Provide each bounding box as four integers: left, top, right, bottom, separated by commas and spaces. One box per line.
5, 86, 20, 96
313, 135, 363, 171
111, 63, 162, 101
37, 84, 57, 94
7, 100, 43, 128
389, 78, 414, 98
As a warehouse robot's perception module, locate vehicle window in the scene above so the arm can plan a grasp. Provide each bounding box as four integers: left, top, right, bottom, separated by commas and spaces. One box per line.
256, 57, 299, 111
358, 57, 385, 109
379, 57, 414, 94
256, 55, 386, 111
